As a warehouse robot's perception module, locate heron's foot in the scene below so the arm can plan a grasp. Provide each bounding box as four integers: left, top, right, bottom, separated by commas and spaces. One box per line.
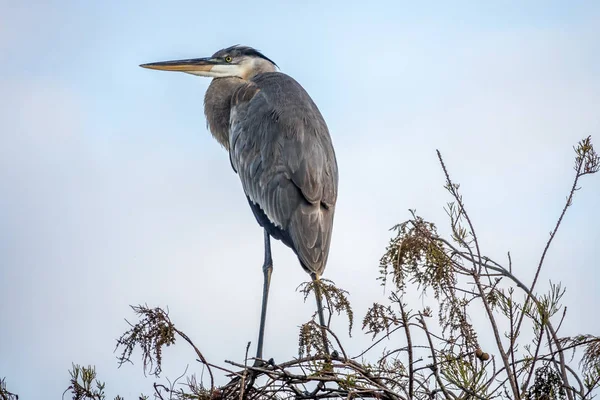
252, 357, 275, 368
252, 358, 266, 368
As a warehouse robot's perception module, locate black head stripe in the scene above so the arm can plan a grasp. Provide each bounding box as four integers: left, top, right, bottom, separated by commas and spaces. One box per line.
213, 45, 278, 67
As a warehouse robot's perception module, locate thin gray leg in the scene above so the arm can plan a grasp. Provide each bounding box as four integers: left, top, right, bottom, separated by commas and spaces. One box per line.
311, 273, 330, 355
255, 230, 273, 363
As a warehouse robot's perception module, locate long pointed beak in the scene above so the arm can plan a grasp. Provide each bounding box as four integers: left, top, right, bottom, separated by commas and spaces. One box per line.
139, 57, 220, 72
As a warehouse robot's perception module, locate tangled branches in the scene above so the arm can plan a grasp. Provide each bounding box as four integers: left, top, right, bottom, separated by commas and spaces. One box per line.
0, 378, 18, 400
366, 136, 600, 399
217, 354, 403, 400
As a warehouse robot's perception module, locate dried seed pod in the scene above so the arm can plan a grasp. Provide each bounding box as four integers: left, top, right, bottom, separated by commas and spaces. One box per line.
475, 348, 484, 359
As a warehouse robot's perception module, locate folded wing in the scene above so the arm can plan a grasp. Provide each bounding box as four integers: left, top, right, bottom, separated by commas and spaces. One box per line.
228, 72, 338, 276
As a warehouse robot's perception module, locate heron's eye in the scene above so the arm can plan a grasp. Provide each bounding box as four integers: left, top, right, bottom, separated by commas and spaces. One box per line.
225, 56, 233, 63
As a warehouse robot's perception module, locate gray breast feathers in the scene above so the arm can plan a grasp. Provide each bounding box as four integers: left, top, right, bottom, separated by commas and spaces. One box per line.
228, 72, 338, 275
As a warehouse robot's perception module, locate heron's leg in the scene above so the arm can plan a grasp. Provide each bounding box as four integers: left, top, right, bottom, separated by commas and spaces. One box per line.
310, 273, 330, 355
255, 229, 273, 363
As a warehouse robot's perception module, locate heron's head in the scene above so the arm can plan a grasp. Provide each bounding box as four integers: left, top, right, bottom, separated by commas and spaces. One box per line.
140, 45, 278, 80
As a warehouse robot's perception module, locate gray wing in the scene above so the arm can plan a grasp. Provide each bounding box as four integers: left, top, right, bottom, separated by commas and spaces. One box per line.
228, 72, 338, 276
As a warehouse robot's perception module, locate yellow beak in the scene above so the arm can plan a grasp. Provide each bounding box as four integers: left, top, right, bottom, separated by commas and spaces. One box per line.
139, 57, 219, 72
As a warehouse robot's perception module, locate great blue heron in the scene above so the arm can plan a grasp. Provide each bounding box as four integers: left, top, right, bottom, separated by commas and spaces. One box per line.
140, 45, 338, 361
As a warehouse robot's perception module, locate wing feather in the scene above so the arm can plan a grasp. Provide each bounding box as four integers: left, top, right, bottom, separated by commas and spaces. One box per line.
228, 73, 338, 275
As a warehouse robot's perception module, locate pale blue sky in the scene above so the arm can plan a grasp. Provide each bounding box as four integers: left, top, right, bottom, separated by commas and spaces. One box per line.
1, 1, 599, 398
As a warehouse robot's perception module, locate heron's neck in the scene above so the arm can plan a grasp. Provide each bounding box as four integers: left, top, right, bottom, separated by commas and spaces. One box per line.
204, 77, 245, 150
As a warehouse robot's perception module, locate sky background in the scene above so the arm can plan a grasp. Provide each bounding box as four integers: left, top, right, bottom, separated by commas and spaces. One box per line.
1, 1, 599, 398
